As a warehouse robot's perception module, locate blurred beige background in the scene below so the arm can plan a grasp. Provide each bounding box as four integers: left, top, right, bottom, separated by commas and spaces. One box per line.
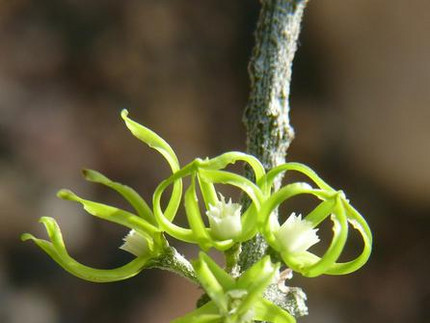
0, 1, 429, 322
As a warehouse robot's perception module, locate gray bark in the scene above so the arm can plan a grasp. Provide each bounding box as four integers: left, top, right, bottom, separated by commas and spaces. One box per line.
240, 0, 309, 271
240, 2, 310, 319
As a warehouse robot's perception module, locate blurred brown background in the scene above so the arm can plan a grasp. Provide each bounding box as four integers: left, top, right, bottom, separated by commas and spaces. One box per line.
0, 1, 429, 322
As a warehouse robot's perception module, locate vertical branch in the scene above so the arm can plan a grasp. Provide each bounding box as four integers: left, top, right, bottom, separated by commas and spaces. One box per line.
240, 0, 309, 270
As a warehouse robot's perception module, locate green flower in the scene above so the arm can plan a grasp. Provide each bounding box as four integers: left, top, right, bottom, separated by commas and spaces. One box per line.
21, 217, 158, 283
260, 163, 372, 278
173, 253, 295, 323
152, 153, 265, 251
21, 110, 180, 282
21, 172, 166, 282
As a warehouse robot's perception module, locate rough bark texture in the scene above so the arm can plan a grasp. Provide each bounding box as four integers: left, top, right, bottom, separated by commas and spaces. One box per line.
148, 247, 197, 284
240, 0, 309, 271
240, 2, 310, 320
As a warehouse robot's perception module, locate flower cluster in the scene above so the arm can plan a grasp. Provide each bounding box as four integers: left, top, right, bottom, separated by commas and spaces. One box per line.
173, 253, 295, 323
22, 110, 372, 322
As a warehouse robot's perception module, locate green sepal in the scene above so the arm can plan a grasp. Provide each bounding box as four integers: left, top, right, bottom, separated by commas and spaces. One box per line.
121, 109, 182, 227
186, 253, 288, 323
236, 255, 278, 291
120, 109, 179, 172
193, 254, 229, 314
153, 160, 197, 223
152, 164, 197, 243
184, 177, 213, 250
82, 169, 154, 225
21, 217, 153, 283
197, 174, 218, 210
325, 200, 373, 275
200, 151, 266, 182
254, 298, 296, 323
57, 189, 160, 245
172, 301, 221, 323
234, 256, 279, 318
197, 252, 236, 289
263, 162, 334, 193
196, 151, 265, 209
302, 198, 337, 227
197, 168, 263, 209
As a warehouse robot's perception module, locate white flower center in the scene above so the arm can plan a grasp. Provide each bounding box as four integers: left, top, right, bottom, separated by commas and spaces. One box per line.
275, 212, 320, 254
206, 194, 242, 240
119, 229, 149, 257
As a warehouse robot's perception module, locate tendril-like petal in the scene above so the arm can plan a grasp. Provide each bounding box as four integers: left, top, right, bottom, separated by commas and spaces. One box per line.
21, 217, 155, 283
82, 168, 154, 225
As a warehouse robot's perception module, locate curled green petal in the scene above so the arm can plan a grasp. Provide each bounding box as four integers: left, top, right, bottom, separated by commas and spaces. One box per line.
58, 189, 159, 239
263, 163, 334, 193
302, 198, 337, 227
82, 169, 154, 225
197, 174, 218, 209
200, 151, 266, 182
325, 200, 373, 275
121, 109, 182, 223
120, 109, 179, 172
184, 177, 213, 249
22, 217, 152, 282
153, 160, 197, 222
152, 165, 196, 243
238, 204, 260, 242
304, 197, 348, 276
198, 169, 263, 209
